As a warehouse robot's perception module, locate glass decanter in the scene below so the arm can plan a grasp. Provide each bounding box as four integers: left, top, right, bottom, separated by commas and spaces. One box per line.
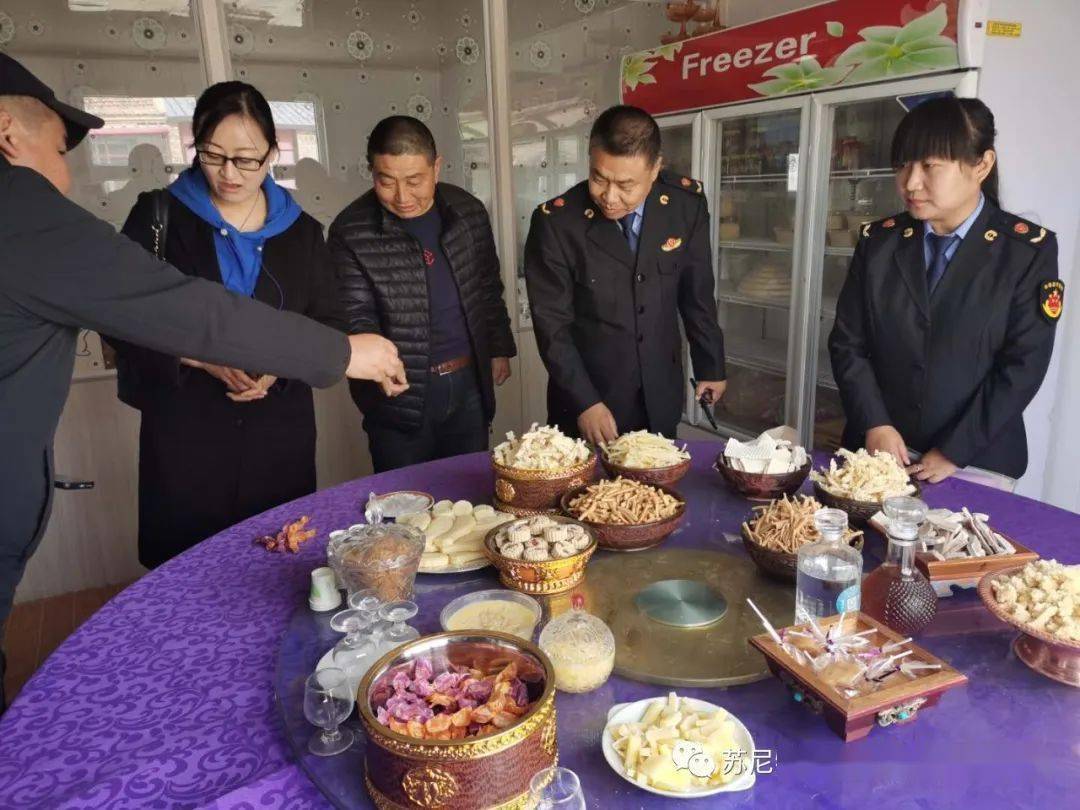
795, 508, 863, 622
861, 496, 938, 635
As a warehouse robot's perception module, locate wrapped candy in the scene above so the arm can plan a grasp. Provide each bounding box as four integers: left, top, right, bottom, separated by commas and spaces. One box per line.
746, 600, 941, 698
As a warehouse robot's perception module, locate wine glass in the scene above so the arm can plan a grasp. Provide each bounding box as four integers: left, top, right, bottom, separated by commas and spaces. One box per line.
348, 588, 382, 615
528, 767, 586, 810
378, 600, 420, 647
303, 668, 354, 756
330, 608, 373, 646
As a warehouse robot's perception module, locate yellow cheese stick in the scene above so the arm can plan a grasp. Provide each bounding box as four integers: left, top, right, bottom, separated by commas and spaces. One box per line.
448, 550, 487, 566
420, 552, 450, 569
438, 514, 477, 547
425, 514, 454, 542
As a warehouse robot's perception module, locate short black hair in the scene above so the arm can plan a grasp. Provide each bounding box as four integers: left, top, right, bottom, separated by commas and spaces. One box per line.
588, 105, 662, 166
192, 81, 277, 152
366, 115, 437, 166
891, 96, 999, 204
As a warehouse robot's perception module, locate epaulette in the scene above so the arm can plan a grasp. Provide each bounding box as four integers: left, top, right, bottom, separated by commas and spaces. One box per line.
535, 193, 572, 216
994, 211, 1053, 247
658, 168, 704, 196
857, 212, 914, 240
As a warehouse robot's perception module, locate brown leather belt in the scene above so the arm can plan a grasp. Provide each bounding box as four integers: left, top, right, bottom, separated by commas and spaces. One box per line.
430, 355, 471, 375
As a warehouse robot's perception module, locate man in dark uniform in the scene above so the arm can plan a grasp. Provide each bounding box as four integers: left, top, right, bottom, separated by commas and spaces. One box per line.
524, 105, 726, 444
829, 206, 1059, 480
0, 54, 406, 709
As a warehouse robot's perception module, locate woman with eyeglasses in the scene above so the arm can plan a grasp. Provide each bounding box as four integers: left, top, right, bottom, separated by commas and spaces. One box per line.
109, 81, 341, 568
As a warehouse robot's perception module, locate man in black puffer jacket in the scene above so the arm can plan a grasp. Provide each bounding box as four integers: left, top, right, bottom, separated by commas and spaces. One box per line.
330, 116, 516, 471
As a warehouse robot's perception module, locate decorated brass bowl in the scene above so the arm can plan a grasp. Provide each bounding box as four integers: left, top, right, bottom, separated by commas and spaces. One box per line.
560, 484, 686, 552
600, 455, 691, 489
713, 454, 811, 501
358, 632, 558, 810
484, 515, 597, 595
491, 453, 597, 513
978, 567, 1080, 687
812, 479, 921, 527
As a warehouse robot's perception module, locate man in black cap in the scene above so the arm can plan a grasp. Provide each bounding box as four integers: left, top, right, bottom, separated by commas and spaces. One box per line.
0, 54, 407, 709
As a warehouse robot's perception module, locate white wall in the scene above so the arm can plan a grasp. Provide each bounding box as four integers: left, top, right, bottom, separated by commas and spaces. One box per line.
978, 0, 1080, 507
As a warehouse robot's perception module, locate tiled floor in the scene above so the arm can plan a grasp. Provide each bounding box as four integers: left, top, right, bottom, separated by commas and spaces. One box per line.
3, 583, 129, 702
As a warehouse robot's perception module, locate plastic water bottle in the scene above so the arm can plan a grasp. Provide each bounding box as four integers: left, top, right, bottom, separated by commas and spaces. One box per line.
795, 508, 863, 621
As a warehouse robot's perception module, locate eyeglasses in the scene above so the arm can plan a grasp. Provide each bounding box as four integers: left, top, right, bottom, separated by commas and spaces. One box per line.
196, 148, 272, 172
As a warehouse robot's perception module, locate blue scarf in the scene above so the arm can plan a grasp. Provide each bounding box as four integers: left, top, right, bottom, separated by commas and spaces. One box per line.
169, 167, 301, 296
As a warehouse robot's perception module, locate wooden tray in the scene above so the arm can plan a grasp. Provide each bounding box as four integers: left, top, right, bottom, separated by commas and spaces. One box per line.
867, 516, 1039, 584
749, 612, 968, 742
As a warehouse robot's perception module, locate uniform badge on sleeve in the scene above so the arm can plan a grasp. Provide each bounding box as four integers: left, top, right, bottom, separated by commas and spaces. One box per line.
1040, 280, 1064, 322
661, 237, 683, 252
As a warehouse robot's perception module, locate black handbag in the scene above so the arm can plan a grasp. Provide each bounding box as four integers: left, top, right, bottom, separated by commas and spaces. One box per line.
114, 189, 172, 409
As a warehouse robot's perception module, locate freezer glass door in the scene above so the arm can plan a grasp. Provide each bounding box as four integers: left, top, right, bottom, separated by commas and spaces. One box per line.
709, 107, 803, 437
815, 97, 908, 450
658, 115, 700, 422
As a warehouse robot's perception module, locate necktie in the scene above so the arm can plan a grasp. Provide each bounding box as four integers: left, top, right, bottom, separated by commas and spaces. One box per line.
926, 232, 959, 294
619, 211, 639, 255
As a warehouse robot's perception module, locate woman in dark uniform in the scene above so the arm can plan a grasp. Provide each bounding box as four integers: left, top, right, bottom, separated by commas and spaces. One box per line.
110, 82, 340, 567
829, 96, 1062, 484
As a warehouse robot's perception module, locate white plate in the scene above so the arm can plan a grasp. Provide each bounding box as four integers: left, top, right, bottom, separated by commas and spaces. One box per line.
375, 490, 435, 519
418, 558, 492, 575
601, 696, 756, 798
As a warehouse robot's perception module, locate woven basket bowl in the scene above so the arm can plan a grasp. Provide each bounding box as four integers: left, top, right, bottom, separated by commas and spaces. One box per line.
740, 520, 865, 583
559, 484, 686, 552
483, 515, 597, 596
600, 455, 691, 489
491, 453, 597, 513
812, 479, 921, 527
714, 454, 812, 501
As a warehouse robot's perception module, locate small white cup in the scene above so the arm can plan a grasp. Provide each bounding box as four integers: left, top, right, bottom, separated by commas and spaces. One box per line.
309, 566, 342, 612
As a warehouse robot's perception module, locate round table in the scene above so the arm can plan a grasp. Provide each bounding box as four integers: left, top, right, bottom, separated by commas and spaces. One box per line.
1, 442, 1077, 809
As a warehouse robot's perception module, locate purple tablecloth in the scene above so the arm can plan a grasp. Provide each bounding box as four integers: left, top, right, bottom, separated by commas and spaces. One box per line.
1, 442, 1078, 809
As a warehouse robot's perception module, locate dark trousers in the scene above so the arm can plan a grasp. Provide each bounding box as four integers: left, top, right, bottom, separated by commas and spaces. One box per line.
367, 367, 489, 473
0, 449, 53, 713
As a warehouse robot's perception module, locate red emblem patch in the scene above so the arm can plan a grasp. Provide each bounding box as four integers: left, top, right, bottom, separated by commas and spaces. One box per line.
423, 248, 435, 267
1014, 221, 1030, 235
1040, 279, 1065, 322
553, 197, 565, 207
882, 218, 896, 229
681, 177, 691, 187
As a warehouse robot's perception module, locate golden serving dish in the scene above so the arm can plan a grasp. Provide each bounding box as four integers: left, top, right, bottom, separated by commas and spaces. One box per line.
483, 515, 597, 595
978, 566, 1080, 687
491, 453, 597, 514
357, 632, 557, 810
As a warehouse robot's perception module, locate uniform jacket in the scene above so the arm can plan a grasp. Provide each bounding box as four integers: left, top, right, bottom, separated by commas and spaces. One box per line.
108, 191, 339, 567
523, 170, 725, 437
329, 183, 516, 432
0, 154, 347, 578
828, 201, 1060, 478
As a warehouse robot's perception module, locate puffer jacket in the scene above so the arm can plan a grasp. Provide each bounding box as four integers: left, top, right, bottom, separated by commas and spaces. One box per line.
329, 183, 516, 431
